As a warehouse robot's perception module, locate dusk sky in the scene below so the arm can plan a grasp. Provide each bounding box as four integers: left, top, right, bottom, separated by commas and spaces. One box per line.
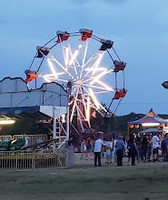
0, 0, 168, 116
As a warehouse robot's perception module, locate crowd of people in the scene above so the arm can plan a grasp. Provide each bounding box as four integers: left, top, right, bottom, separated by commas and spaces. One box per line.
79, 132, 168, 167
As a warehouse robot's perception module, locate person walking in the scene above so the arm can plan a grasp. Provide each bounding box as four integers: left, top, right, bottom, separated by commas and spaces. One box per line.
115, 136, 125, 166
93, 133, 104, 167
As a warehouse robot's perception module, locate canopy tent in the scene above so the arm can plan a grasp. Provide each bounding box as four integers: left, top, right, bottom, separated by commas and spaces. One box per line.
128, 108, 168, 126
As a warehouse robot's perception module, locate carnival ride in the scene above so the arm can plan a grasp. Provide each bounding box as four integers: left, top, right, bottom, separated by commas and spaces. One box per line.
24, 28, 127, 134
0, 137, 59, 151
0, 29, 127, 170
0, 76, 68, 150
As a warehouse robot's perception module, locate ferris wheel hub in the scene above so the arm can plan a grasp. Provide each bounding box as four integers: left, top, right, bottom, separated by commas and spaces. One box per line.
74, 79, 83, 87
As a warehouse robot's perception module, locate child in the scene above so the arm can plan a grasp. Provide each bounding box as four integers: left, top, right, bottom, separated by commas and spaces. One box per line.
80, 139, 86, 159
105, 144, 111, 164
85, 137, 93, 160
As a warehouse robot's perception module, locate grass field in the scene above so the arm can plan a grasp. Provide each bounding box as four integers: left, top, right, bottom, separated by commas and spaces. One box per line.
0, 160, 167, 200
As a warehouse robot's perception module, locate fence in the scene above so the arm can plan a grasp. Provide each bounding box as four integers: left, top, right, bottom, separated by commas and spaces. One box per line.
0, 149, 66, 170
0, 135, 12, 141
0, 134, 75, 170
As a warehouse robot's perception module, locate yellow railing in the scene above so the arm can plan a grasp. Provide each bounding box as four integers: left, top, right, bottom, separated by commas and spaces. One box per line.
0, 149, 66, 170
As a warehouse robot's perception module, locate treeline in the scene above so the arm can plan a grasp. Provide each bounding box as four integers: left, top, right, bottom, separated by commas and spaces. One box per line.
90, 112, 168, 137
1, 112, 168, 136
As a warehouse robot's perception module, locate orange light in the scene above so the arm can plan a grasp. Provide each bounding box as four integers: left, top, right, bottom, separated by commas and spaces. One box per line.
129, 124, 134, 128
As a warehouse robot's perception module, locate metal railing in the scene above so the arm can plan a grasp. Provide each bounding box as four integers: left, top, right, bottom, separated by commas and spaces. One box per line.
13, 134, 48, 147
0, 149, 66, 171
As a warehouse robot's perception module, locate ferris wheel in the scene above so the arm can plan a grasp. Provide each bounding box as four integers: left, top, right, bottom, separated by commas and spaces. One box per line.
25, 28, 127, 132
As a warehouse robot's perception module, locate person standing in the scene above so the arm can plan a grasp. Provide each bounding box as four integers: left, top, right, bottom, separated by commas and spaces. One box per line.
127, 137, 137, 166
147, 136, 152, 162
151, 133, 160, 162
80, 139, 86, 160
93, 133, 104, 167
109, 138, 114, 163
105, 143, 112, 164
141, 135, 148, 162
135, 135, 142, 163
161, 133, 168, 161
115, 136, 125, 166
85, 137, 93, 160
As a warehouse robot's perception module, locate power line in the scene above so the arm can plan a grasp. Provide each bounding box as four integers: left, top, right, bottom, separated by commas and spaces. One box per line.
120, 102, 168, 105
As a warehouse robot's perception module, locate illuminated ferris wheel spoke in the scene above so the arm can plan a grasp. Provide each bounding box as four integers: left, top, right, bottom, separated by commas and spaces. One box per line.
76, 105, 85, 132
79, 88, 88, 119
60, 45, 82, 80
88, 78, 112, 91
70, 87, 80, 122
81, 54, 101, 72
71, 86, 79, 98
72, 60, 79, 81
87, 88, 107, 112
66, 44, 81, 68
88, 88, 101, 110
82, 69, 114, 92
43, 75, 68, 83
91, 79, 113, 92
91, 53, 105, 76
81, 41, 88, 66
47, 59, 57, 79
77, 105, 86, 121
82, 53, 100, 70
47, 59, 66, 79
86, 96, 91, 125
69, 49, 79, 66
89, 68, 113, 85
62, 47, 69, 66
42, 72, 68, 83
50, 56, 74, 80
82, 83, 113, 93
82, 53, 104, 80
80, 42, 92, 79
